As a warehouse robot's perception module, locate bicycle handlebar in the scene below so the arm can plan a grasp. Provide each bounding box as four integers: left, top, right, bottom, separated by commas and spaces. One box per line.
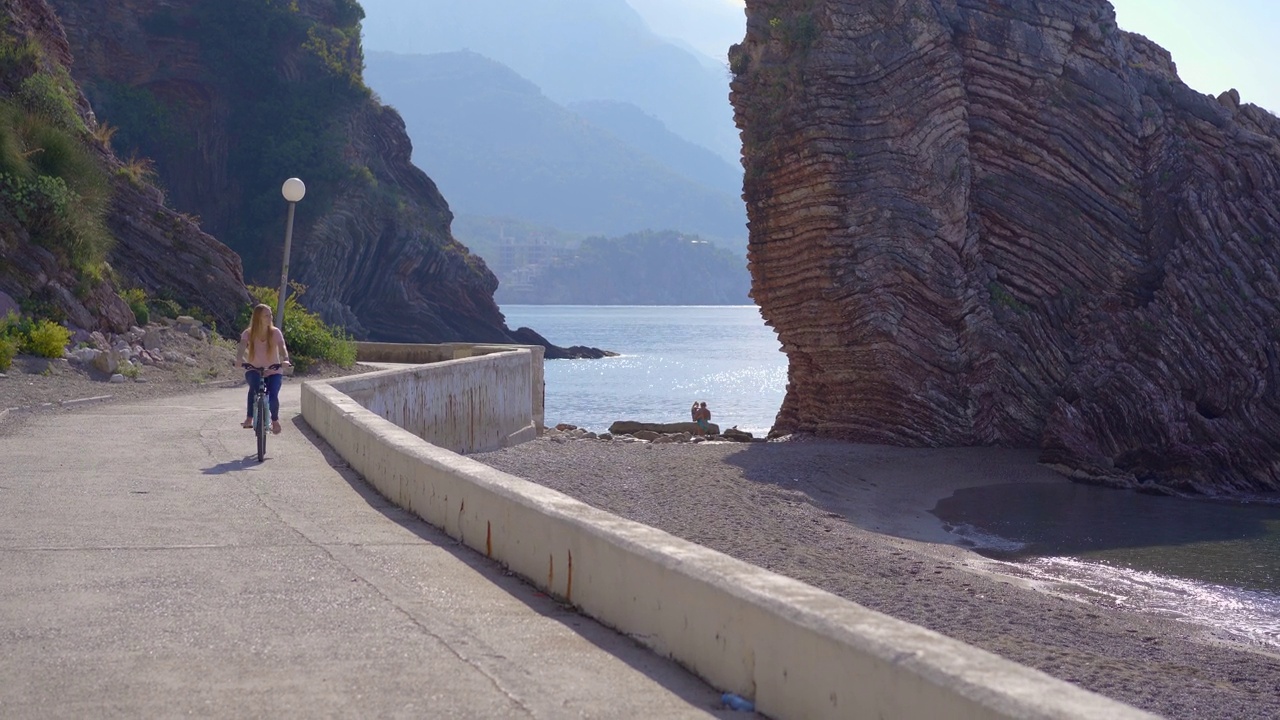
242, 363, 284, 371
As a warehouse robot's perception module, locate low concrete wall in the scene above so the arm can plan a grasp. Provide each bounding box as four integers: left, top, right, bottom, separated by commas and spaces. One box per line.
338, 348, 539, 454
301, 371, 1155, 720
354, 341, 545, 438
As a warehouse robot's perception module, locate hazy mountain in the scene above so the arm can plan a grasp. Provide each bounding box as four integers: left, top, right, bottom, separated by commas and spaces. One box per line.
358, 0, 740, 164
364, 51, 746, 243
625, 0, 747, 62
496, 231, 751, 305
568, 100, 742, 199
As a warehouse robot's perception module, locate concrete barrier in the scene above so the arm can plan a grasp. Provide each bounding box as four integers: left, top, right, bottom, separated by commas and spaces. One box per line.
301, 369, 1156, 720
355, 338, 545, 440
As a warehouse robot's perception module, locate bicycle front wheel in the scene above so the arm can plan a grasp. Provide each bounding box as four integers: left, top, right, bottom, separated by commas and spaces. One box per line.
256, 394, 268, 462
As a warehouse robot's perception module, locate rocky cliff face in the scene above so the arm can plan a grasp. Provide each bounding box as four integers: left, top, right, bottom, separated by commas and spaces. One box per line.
0, 0, 248, 333
730, 0, 1280, 494
48, 0, 524, 345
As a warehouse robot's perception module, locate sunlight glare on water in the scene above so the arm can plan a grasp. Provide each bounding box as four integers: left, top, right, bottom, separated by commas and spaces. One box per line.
499, 305, 788, 435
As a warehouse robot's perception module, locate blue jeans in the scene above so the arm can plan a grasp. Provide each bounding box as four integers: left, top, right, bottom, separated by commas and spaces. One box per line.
245, 371, 283, 421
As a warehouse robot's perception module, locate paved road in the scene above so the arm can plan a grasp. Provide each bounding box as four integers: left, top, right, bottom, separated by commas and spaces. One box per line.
0, 383, 735, 718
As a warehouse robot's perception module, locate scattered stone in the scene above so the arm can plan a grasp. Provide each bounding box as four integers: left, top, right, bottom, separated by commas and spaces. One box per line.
722, 427, 755, 443
68, 328, 93, 348
633, 430, 661, 441
91, 350, 120, 375
142, 328, 169, 351
555, 423, 578, 431
134, 376, 148, 383
109, 374, 126, 384
598, 433, 612, 441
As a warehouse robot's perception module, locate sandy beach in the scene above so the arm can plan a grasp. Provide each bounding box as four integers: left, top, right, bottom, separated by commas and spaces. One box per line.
473, 435, 1280, 719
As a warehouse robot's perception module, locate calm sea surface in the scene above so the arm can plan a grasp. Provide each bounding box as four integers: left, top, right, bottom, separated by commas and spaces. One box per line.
503, 305, 1280, 649
501, 305, 787, 436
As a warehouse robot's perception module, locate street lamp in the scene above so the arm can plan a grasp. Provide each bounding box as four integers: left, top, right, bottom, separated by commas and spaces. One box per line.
277, 177, 306, 326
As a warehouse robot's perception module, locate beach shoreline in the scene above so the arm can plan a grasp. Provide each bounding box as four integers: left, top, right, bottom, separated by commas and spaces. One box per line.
473, 435, 1280, 719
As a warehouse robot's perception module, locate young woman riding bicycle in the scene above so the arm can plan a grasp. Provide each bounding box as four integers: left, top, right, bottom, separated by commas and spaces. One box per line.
235, 304, 292, 434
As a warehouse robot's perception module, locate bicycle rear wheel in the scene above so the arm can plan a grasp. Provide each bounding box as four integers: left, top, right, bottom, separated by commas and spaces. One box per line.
256, 394, 268, 462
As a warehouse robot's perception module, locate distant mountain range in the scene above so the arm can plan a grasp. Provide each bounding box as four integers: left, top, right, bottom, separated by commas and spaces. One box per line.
364, 50, 746, 243
495, 230, 751, 305
358, 0, 740, 164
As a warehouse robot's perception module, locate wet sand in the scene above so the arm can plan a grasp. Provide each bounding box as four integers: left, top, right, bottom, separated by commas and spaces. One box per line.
472, 436, 1280, 719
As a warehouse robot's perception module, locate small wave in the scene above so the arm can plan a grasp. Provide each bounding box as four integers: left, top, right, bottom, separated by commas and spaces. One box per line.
986, 556, 1280, 649
944, 522, 1028, 552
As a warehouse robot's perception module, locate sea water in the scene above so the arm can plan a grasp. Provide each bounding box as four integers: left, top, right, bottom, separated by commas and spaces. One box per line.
933, 483, 1280, 649
501, 305, 787, 436
504, 304, 1280, 649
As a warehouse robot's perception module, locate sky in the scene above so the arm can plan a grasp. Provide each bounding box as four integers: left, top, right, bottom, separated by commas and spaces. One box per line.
624, 0, 1279, 114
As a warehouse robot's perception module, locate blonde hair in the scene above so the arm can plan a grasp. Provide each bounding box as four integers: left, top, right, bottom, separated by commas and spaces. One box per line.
248, 304, 278, 355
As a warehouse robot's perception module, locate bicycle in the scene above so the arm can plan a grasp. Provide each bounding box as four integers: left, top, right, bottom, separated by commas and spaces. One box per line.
242, 363, 283, 462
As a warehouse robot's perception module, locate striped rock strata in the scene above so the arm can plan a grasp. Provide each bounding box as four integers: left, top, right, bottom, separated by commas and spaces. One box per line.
730, 0, 1280, 494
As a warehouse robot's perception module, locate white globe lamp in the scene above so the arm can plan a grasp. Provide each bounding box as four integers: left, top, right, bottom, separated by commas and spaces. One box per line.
276, 178, 306, 324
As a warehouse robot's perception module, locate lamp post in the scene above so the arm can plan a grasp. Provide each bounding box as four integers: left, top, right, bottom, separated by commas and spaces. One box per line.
277, 177, 306, 326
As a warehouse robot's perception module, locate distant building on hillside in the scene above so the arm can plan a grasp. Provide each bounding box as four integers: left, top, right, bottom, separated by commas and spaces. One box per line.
496, 230, 564, 275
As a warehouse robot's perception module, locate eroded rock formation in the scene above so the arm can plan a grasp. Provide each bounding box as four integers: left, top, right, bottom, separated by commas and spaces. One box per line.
45, 0, 527, 345
730, 0, 1280, 494
0, 0, 248, 333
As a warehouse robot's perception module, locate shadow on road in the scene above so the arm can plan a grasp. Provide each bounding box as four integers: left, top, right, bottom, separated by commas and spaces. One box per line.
288, 415, 740, 718
200, 457, 264, 474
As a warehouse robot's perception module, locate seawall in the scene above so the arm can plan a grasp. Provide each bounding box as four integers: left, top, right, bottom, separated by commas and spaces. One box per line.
301, 348, 1154, 719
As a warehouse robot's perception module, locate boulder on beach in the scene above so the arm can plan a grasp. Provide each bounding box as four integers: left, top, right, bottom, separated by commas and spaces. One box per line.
609, 420, 720, 436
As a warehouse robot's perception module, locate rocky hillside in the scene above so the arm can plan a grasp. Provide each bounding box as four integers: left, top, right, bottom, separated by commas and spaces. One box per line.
0, 0, 248, 334
47, 0, 529, 345
730, 0, 1280, 494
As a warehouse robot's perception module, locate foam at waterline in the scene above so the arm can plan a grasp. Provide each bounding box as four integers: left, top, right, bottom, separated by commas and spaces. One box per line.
984, 555, 1280, 650
943, 521, 1029, 553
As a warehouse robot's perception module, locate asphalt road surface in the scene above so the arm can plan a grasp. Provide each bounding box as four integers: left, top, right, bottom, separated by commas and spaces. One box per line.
0, 383, 738, 718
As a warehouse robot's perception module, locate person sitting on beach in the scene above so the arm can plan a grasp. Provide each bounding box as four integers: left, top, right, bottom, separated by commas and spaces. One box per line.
691, 401, 700, 422
696, 401, 712, 435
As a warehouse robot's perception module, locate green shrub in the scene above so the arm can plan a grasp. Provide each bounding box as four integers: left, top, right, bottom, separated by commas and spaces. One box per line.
149, 297, 182, 319
18, 70, 83, 132
0, 98, 112, 281
120, 287, 149, 326
245, 284, 356, 372
0, 309, 30, 341
0, 335, 16, 371
22, 318, 71, 358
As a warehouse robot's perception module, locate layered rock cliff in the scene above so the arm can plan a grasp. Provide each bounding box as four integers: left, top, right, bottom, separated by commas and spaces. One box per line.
46, 0, 527, 344
730, 0, 1280, 494
0, 0, 248, 333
